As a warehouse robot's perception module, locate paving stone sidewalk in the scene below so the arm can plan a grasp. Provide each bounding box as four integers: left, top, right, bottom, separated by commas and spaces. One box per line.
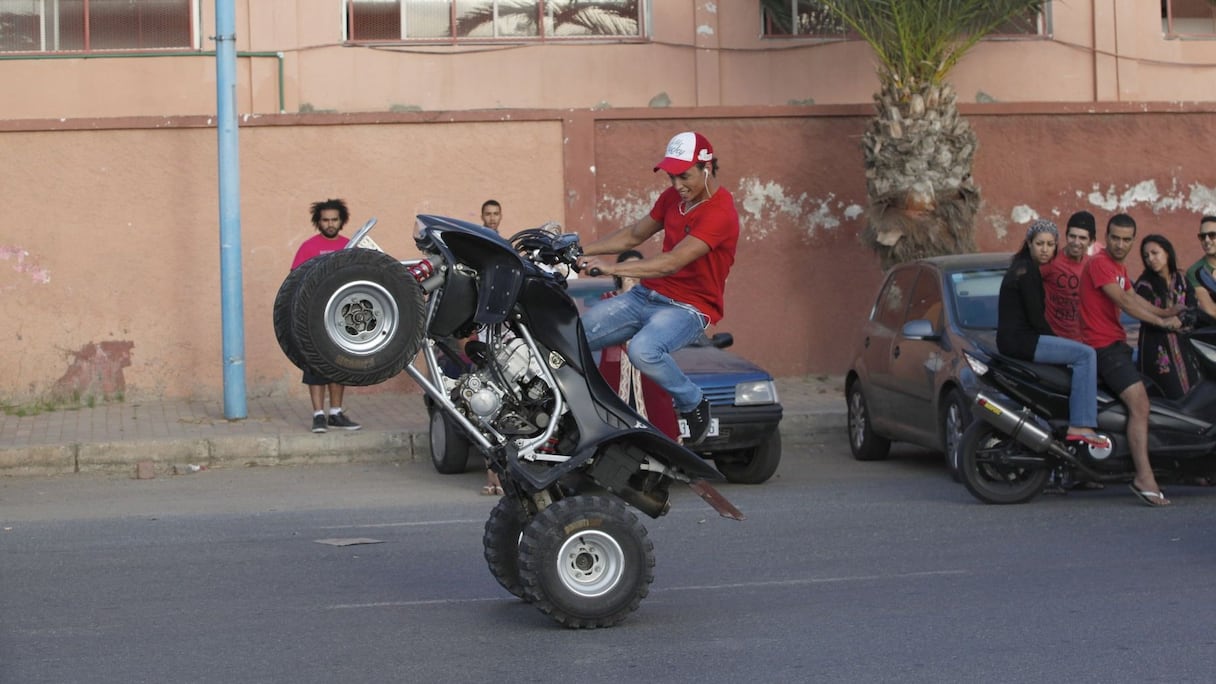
0, 376, 847, 477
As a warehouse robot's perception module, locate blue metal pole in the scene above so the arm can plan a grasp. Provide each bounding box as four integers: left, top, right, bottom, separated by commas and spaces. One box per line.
216, 0, 247, 419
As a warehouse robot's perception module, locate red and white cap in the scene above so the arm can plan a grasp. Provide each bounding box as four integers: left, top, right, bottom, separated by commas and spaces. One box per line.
653, 131, 714, 174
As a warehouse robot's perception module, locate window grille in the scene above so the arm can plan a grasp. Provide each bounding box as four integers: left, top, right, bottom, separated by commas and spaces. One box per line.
347, 0, 643, 43
0, 0, 194, 53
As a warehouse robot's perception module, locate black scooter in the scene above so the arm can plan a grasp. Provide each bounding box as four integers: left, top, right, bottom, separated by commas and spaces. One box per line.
957, 316, 1216, 505
273, 216, 741, 628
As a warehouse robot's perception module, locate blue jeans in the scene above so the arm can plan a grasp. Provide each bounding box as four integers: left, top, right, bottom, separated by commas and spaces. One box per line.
1033, 334, 1098, 428
582, 285, 708, 412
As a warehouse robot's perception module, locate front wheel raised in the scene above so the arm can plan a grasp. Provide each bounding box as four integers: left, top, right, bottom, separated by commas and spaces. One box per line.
959, 422, 1050, 504
292, 249, 425, 386
518, 495, 654, 629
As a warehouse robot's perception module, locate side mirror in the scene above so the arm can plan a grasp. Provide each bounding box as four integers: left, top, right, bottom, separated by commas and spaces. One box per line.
710, 332, 734, 349
901, 319, 940, 340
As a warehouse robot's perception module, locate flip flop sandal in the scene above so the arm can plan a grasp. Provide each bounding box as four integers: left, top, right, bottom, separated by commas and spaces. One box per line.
1128, 483, 1170, 507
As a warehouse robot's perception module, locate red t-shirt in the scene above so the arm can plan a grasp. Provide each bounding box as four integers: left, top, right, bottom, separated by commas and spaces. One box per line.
291, 233, 349, 270
1080, 248, 1130, 349
641, 186, 739, 324
1040, 253, 1087, 341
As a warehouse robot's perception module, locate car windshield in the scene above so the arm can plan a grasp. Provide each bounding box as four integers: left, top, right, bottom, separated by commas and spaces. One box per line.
949, 268, 1005, 329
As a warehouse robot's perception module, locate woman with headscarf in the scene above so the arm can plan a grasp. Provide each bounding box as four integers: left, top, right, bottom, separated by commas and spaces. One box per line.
1134, 234, 1200, 399
998, 219, 1108, 447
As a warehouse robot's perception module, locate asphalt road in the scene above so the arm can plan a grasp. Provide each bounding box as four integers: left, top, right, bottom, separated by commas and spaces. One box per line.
4, 432, 1216, 684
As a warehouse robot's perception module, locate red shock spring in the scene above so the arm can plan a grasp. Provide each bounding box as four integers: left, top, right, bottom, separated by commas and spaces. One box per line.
407, 260, 434, 282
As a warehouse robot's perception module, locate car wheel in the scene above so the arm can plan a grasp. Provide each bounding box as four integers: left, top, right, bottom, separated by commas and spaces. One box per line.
959, 422, 1050, 505
483, 496, 530, 600
847, 381, 890, 461
714, 429, 782, 484
518, 495, 654, 629
941, 388, 970, 483
429, 405, 473, 474
291, 249, 426, 386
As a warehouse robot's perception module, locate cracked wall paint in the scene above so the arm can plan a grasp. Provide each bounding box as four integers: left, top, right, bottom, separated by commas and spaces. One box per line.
737, 176, 861, 241
597, 190, 661, 226
0, 246, 51, 286
1083, 179, 1216, 215
1010, 205, 1039, 224
599, 178, 863, 243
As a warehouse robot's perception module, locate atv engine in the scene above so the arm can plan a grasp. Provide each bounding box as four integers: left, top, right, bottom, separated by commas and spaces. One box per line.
454, 337, 552, 435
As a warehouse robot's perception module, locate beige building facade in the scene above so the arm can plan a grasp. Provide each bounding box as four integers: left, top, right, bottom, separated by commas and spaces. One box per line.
3, 1, 1216, 405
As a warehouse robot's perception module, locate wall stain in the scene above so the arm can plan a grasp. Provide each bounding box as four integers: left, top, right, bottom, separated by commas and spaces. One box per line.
0, 246, 51, 286
51, 341, 134, 401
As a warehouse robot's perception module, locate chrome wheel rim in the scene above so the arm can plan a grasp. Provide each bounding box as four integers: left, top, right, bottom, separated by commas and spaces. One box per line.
324, 280, 399, 355
555, 530, 624, 598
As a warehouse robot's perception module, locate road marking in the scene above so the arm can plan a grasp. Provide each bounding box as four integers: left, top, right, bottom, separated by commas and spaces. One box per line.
661, 569, 967, 592
325, 569, 967, 610
316, 519, 481, 529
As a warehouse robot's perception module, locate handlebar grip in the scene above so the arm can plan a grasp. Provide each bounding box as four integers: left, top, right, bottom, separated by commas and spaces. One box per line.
588, 267, 603, 277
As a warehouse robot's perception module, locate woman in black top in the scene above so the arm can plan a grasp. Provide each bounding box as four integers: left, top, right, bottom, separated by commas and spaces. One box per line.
997, 219, 1105, 447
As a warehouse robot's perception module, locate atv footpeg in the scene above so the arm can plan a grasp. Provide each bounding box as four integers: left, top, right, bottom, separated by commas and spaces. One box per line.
688, 479, 745, 521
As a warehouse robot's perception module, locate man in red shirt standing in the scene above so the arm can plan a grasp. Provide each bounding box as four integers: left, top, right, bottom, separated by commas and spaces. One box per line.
1041, 211, 1095, 342
1079, 213, 1182, 506
290, 198, 362, 433
579, 132, 739, 445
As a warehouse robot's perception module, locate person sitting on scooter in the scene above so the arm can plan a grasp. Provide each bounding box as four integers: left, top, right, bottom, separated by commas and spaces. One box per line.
998, 220, 1108, 449
1080, 213, 1185, 506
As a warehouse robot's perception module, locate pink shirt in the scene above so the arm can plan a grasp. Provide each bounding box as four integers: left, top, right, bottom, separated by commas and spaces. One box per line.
291, 233, 349, 270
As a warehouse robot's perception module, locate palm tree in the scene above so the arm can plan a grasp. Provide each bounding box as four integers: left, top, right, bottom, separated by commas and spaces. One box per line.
791, 0, 1045, 268
456, 1, 639, 38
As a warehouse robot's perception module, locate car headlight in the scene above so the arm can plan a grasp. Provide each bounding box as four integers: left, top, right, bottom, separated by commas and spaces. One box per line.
735, 380, 778, 406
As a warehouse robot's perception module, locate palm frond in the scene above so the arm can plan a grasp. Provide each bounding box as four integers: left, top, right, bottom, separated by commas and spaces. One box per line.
819, 0, 1045, 85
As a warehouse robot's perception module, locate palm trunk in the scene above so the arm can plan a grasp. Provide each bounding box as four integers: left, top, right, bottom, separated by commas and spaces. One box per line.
859, 80, 980, 269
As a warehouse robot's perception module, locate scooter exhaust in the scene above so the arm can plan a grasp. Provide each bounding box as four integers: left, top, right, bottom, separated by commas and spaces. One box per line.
972, 391, 1060, 455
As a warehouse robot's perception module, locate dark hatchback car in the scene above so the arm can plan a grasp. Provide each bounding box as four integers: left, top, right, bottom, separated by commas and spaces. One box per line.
845, 253, 1011, 473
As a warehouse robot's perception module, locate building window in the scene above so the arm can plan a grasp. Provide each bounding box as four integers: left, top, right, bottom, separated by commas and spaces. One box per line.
760, 0, 846, 38
760, 1, 1047, 39
1164, 0, 1216, 36
0, 0, 195, 53
346, 0, 644, 43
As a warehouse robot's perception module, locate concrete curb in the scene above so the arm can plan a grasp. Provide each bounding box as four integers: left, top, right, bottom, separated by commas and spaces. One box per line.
0, 411, 847, 478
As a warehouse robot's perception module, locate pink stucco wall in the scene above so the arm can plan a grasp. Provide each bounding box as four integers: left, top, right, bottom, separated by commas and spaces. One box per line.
6, 104, 1216, 404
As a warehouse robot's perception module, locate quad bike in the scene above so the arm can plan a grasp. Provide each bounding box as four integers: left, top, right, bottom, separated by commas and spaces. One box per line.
273, 216, 743, 628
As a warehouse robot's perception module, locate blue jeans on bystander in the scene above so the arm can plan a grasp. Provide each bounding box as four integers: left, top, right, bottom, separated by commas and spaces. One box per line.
1033, 334, 1098, 428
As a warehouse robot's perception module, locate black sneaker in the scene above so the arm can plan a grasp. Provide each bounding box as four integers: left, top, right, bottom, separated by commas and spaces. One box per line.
311, 414, 328, 433
328, 411, 362, 431
680, 397, 712, 446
